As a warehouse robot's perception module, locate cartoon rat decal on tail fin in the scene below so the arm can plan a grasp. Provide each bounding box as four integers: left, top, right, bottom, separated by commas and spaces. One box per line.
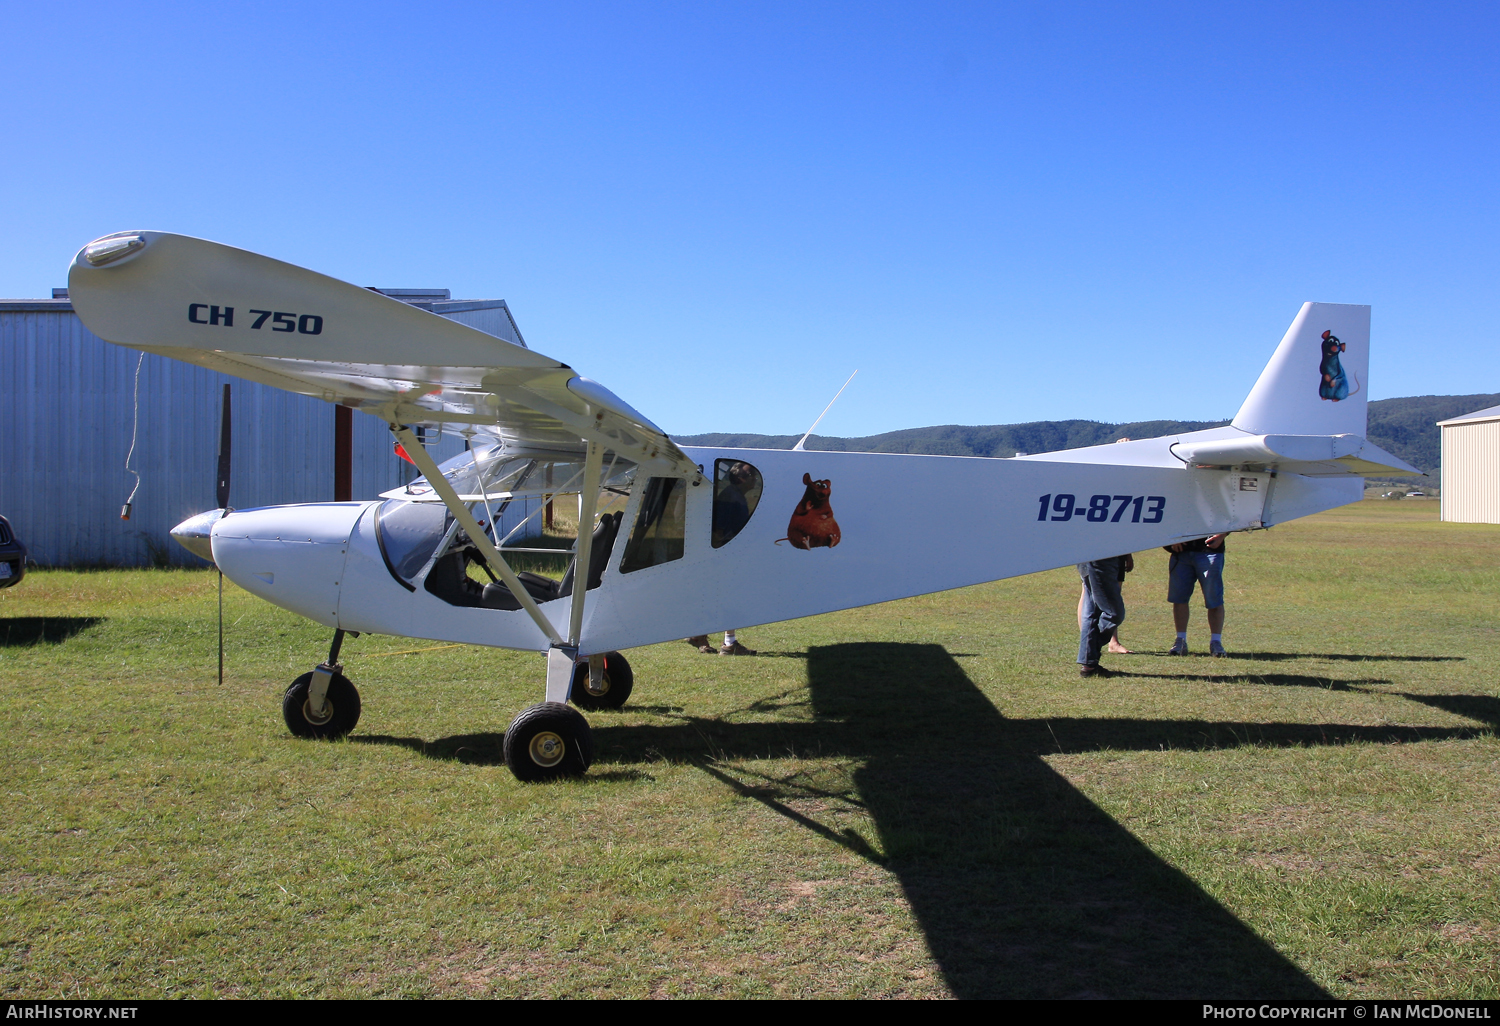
1319, 330, 1355, 401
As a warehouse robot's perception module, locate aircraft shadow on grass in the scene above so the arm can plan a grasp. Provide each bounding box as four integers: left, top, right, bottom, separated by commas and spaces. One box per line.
1221, 653, 1464, 664
0, 616, 104, 647
359, 644, 1498, 998
1398, 692, 1500, 726
1119, 670, 1391, 691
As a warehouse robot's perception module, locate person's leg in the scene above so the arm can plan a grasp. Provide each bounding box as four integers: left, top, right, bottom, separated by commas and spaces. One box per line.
1079, 561, 1123, 671
1091, 559, 1125, 639
1077, 567, 1096, 666
1168, 553, 1194, 653
1201, 552, 1226, 655
720, 630, 755, 655
1078, 582, 1096, 665
1108, 557, 1132, 652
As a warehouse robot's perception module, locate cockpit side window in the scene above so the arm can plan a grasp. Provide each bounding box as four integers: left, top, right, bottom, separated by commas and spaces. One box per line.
620, 478, 686, 573
711, 459, 763, 548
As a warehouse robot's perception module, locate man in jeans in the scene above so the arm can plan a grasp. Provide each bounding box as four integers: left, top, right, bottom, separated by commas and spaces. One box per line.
1165, 534, 1228, 656
1077, 554, 1132, 678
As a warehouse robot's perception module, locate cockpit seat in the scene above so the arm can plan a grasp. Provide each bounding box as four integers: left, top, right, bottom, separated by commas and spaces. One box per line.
476, 510, 623, 611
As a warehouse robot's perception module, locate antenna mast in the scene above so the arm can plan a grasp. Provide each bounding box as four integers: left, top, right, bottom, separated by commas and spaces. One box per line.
792, 370, 858, 452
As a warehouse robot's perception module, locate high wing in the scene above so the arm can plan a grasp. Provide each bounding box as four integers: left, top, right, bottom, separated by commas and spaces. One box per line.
67, 231, 694, 476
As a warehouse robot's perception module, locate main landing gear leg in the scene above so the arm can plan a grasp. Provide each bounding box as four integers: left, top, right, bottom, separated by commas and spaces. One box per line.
500, 647, 635, 779
499, 438, 609, 783
282, 628, 362, 739
502, 646, 595, 782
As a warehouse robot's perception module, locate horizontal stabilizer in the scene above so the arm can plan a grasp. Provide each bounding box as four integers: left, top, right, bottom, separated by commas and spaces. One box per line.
1173, 432, 1421, 476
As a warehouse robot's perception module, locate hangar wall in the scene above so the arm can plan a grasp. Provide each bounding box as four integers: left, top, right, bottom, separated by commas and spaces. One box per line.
0, 292, 539, 566
1439, 406, 1500, 525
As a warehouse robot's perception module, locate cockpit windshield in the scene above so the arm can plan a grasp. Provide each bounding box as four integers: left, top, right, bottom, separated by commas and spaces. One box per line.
377, 501, 452, 584
374, 444, 637, 592
376, 445, 533, 586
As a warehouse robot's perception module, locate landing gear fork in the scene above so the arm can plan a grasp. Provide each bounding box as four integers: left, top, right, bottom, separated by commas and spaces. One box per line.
307, 628, 348, 719
282, 628, 363, 740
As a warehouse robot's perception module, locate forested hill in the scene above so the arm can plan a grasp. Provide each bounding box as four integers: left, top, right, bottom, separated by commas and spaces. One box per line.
676, 393, 1500, 475
677, 419, 1231, 459
1365, 394, 1500, 475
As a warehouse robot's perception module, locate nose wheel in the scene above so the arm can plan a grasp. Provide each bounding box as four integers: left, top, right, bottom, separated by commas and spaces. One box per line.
282, 629, 361, 739
283, 669, 361, 739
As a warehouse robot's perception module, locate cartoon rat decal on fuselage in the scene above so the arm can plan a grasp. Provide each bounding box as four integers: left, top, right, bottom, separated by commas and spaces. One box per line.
1319, 330, 1349, 401
777, 473, 841, 549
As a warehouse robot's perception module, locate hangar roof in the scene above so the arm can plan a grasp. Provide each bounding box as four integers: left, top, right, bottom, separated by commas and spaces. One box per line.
1, 288, 528, 348
1437, 404, 1500, 428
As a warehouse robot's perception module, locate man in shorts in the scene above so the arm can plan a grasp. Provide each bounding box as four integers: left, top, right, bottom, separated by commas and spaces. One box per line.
1165, 533, 1227, 657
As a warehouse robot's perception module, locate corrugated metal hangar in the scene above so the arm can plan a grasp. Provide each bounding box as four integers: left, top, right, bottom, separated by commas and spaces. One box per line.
1438, 404, 1500, 524
0, 289, 542, 566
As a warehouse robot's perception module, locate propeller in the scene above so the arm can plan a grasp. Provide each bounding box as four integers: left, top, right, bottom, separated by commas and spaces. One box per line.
216, 384, 231, 686
216, 383, 232, 510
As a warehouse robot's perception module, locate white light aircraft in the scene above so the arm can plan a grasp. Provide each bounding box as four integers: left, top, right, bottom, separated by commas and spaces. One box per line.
68, 231, 1420, 781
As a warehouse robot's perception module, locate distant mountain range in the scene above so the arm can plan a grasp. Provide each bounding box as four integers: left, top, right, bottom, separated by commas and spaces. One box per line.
676, 393, 1500, 477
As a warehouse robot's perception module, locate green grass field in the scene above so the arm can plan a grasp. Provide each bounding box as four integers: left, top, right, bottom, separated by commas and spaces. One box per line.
1, 498, 1497, 999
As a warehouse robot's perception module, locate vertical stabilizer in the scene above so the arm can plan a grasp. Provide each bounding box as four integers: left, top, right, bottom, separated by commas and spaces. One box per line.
1233, 302, 1370, 437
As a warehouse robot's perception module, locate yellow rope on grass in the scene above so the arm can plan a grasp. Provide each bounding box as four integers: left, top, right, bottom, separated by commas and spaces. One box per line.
362, 643, 471, 659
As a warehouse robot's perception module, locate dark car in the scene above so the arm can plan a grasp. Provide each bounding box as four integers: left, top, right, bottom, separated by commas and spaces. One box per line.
0, 515, 26, 588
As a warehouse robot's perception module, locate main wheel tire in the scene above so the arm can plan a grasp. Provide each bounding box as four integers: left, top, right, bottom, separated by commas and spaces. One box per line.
569, 651, 634, 711
503, 702, 593, 782
282, 671, 362, 739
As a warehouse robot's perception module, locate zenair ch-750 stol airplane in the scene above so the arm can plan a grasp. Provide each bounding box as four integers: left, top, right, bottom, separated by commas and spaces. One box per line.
67, 230, 1420, 782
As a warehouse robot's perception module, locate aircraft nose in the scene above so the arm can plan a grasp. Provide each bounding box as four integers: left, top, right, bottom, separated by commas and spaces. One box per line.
170, 508, 226, 563
210, 503, 367, 628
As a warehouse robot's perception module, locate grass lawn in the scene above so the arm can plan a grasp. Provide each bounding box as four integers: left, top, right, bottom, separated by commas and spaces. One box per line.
1, 498, 1496, 998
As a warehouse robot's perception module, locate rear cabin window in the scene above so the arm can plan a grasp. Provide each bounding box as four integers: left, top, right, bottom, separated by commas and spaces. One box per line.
711, 459, 763, 548
620, 477, 686, 573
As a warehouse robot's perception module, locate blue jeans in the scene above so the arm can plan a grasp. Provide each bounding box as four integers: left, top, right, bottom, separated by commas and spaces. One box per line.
1167, 551, 1225, 608
1078, 557, 1126, 665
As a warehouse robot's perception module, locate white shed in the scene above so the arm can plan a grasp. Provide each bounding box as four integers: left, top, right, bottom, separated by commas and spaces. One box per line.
1437, 404, 1500, 524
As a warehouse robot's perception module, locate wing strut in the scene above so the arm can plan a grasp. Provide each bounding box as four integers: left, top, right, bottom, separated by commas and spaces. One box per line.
390, 425, 564, 647
567, 440, 603, 648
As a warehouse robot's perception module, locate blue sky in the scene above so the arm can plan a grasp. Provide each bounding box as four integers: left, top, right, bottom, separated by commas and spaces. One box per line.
3, 1, 1497, 437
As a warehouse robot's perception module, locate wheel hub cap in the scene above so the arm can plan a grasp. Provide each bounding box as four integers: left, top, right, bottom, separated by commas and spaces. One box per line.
585, 673, 610, 697
529, 731, 566, 767
302, 698, 334, 726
